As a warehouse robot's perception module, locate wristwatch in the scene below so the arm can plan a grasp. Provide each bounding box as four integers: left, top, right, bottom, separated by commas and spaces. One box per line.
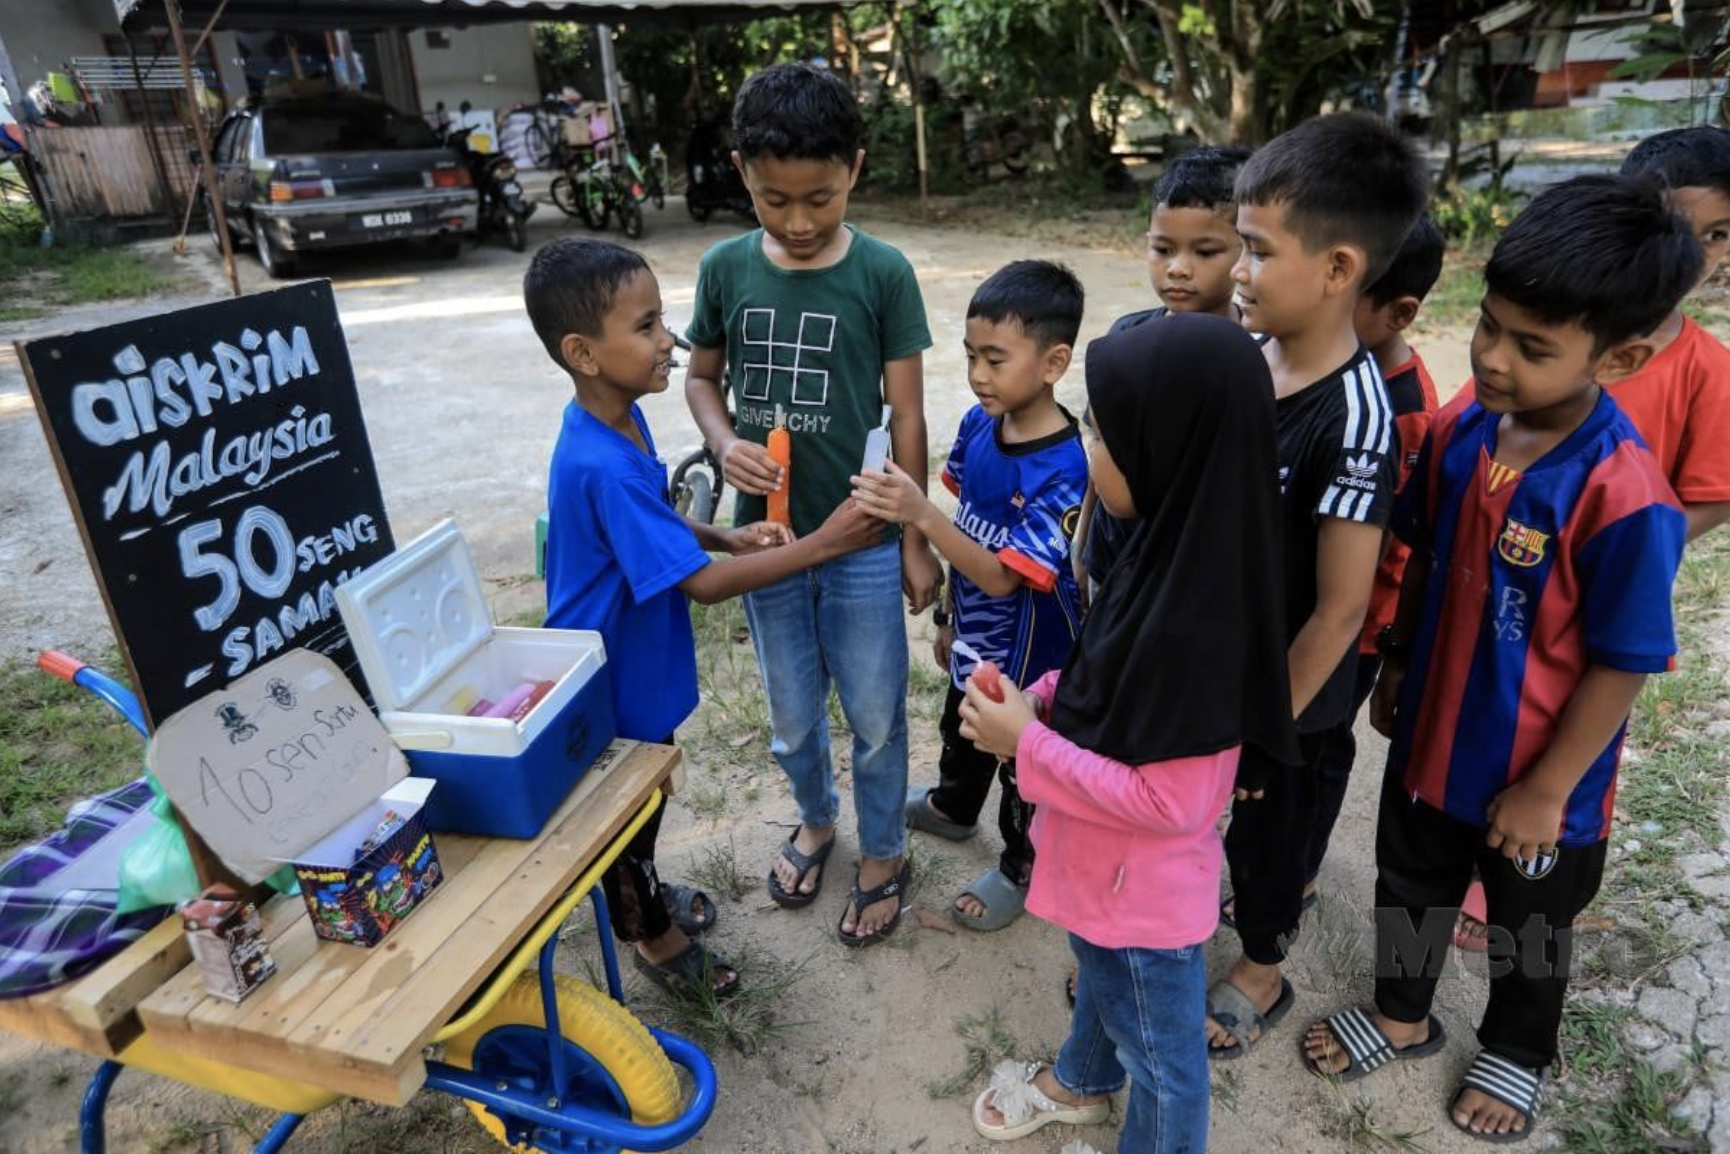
1374, 625, 1412, 662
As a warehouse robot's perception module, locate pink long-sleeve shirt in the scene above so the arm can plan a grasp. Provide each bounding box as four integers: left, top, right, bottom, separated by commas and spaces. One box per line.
1016, 670, 1240, 950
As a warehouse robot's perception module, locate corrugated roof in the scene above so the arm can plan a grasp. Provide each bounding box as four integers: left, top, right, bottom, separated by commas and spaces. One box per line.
119, 0, 862, 31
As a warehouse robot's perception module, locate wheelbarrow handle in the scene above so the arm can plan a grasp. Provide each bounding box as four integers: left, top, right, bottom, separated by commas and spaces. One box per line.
37, 650, 149, 738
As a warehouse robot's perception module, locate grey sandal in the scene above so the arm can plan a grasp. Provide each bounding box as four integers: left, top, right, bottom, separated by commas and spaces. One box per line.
1207, 977, 1294, 1061
631, 940, 740, 1000
953, 868, 1027, 932
904, 786, 977, 840
1303, 1006, 1446, 1081
1451, 1051, 1546, 1144
766, 829, 834, 909
662, 884, 717, 936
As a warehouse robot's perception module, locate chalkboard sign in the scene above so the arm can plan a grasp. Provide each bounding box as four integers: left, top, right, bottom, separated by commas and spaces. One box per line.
20, 281, 395, 727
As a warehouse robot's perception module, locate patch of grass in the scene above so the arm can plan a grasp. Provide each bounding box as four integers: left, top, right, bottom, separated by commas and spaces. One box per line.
45, 1064, 72, 1088
500, 606, 547, 628
0, 651, 140, 856
329, 1095, 493, 1153
687, 836, 753, 903
1560, 1001, 1630, 1080
640, 946, 811, 1056
1417, 255, 1485, 330
1558, 1061, 1701, 1154
683, 771, 729, 820
923, 1005, 1020, 1099
0, 227, 176, 312
0, 1079, 17, 1121
145, 1120, 202, 1154
1314, 1075, 1433, 1153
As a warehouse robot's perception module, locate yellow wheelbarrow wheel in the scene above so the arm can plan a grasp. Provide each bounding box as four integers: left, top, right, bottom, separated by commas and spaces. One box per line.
442, 971, 680, 1150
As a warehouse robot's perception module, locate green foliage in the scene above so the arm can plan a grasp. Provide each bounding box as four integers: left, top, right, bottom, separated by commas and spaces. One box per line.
928, 0, 1120, 168
1431, 182, 1523, 251
0, 206, 176, 316
0, 652, 139, 856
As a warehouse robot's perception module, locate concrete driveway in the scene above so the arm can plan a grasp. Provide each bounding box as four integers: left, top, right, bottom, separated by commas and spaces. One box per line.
0, 197, 1166, 666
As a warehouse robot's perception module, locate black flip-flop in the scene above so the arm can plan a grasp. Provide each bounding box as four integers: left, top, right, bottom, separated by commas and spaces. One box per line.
631, 940, 740, 1000
1450, 1051, 1546, 1144
836, 861, 912, 948
1302, 1006, 1446, 1080
662, 883, 717, 936
766, 829, 835, 909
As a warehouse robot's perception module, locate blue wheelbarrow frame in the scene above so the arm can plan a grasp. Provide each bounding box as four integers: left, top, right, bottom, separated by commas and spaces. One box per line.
44, 657, 718, 1154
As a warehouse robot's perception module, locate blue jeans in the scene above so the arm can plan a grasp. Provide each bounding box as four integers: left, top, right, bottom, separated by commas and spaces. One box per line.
1056, 934, 1209, 1154
742, 541, 909, 861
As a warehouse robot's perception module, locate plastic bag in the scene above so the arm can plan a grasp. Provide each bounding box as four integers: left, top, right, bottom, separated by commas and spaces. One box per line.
115, 791, 199, 914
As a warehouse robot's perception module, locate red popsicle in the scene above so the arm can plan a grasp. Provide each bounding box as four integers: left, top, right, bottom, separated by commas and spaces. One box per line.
973, 660, 1005, 703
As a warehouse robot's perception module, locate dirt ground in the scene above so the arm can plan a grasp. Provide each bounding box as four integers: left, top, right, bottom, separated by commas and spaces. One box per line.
0, 201, 1543, 1154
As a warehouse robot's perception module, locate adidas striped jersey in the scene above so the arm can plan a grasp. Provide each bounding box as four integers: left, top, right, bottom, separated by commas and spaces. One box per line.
1388, 390, 1686, 845
1276, 345, 1398, 731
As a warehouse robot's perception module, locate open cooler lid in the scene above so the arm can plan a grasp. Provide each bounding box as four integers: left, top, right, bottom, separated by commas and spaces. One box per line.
335, 518, 492, 713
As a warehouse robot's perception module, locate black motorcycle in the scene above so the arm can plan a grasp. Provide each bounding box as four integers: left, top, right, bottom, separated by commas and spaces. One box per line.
684, 115, 756, 224
442, 105, 534, 252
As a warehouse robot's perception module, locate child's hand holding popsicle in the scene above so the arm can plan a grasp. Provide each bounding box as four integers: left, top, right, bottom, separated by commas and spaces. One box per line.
952, 639, 1041, 760
723, 521, 796, 555
849, 460, 936, 531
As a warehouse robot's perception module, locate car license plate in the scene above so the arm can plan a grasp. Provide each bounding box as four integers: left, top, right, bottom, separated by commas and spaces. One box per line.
360, 210, 413, 228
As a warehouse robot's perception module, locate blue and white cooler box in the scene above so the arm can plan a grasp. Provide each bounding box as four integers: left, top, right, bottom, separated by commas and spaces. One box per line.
335, 519, 615, 838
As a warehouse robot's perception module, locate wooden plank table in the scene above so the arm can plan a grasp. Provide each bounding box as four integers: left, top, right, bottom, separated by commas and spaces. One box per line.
1, 741, 677, 1109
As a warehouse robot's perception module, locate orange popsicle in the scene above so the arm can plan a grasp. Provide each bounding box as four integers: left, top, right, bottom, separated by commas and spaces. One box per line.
767, 405, 792, 526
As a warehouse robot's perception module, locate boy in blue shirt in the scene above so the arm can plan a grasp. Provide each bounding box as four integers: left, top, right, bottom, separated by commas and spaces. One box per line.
853, 260, 1087, 933
528, 238, 882, 995
684, 63, 938, 946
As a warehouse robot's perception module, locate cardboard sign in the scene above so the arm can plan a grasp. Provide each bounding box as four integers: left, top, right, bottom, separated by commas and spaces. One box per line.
19, 281, 395, 727
148, 649, 407, 885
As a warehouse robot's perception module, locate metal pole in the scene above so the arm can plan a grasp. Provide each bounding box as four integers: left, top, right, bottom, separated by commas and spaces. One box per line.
165, 0, 240, 297
597, 23, 623, 140
901, 3, 928, 208
125, 40, 180, 226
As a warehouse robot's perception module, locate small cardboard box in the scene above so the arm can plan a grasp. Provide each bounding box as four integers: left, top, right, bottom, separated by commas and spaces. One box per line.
285, 777, 443, 947
335, 520, 616, 839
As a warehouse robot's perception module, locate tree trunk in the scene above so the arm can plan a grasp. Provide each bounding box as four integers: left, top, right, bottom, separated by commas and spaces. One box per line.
1140, 0, 1230, 139
1224, 0, 1266, 143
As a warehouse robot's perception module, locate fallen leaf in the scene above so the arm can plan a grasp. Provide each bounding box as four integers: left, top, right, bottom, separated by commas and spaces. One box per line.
915, 907, 956, 934
1575, 915, 1616, 934
728, 733, 756, 749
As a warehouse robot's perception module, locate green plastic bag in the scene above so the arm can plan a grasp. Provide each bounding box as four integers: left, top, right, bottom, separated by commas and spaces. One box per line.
115, 792, 198, 914
115, 777, 300, 913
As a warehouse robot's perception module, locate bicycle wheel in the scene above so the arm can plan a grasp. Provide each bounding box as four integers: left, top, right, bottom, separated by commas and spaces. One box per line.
444, 973, 681, 1152
524, 122, 554, 171
620, 200, 644, 240
549, 176, 581, 219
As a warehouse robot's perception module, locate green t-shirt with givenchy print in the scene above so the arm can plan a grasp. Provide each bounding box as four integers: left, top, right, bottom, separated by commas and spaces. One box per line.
686, 226, 932, 538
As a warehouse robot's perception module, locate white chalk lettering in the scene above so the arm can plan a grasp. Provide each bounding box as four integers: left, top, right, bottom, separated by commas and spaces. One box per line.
70, 325, 322, 447
101, 406, 337, 522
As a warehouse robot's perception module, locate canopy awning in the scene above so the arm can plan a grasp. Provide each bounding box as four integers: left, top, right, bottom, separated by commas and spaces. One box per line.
117, 0, 862, 32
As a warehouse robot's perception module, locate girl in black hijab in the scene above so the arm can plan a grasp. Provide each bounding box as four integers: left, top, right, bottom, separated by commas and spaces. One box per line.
960, 312, 1295, 1150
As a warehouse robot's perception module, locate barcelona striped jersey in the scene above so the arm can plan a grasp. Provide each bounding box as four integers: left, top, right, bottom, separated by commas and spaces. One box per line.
1388, 390, 1686, 845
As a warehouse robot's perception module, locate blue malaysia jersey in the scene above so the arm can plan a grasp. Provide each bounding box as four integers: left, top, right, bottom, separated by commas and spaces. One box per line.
1389, 390, 1685, 846
940, 405, 1087, 691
